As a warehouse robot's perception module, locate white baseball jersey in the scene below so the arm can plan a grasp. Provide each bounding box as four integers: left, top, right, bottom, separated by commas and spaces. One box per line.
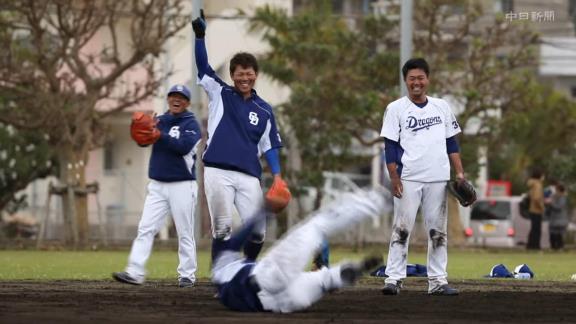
380, 96, 461, 182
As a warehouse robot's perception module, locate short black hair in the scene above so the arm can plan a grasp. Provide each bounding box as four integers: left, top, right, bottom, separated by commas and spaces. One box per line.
530, 168, 543, 179
229, 52, 259, 75
402, 58, 430, 80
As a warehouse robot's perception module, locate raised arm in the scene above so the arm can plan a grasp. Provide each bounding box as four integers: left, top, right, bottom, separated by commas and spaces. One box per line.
192, 10, 213, 78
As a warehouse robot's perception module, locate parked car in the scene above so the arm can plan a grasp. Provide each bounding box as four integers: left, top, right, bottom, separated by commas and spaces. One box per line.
465, 196, 550, 248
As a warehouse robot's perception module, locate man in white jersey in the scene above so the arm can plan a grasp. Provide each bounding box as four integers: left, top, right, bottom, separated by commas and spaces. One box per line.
380, 58, 466, 296
192, 11, 285, 261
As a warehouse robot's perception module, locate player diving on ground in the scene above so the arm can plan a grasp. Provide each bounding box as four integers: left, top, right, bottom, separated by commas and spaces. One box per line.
211, 187, 392, 313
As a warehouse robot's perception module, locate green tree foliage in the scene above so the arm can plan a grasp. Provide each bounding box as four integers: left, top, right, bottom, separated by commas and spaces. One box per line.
413, 0, 541, 181
0, 122, 56, 213
414, 0, 576, 198
251, 0, 575, 213
490, 80, 576, 194
249, 2, 398, 208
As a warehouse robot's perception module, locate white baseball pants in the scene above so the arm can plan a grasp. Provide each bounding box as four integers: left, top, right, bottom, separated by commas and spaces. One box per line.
204, 167, 265, 239
252, 189, 389, 313
125, 180, 198, 282
384, 180, 449, 291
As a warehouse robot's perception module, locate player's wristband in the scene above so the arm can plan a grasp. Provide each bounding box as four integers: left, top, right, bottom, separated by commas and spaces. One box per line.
264, 148, 281, 175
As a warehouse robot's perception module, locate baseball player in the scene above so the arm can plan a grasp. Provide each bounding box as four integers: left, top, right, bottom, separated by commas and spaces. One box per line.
380, 58, 465, 296
212, 187, 390, 313
192, 11, 285, 260
113, 85, 202, 288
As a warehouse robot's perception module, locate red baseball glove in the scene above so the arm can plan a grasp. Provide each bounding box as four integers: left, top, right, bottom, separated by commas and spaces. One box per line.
266, 177, 291, 213
130, 112, 160, 146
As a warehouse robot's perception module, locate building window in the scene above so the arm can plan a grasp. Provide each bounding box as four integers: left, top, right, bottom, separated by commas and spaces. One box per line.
104, 142, 114, 171
570, 86, 576, 98
496, 0, 514, 13
332, 0, 344, 14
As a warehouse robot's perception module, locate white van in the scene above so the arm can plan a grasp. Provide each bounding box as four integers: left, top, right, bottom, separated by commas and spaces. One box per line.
465, 196, 549, 248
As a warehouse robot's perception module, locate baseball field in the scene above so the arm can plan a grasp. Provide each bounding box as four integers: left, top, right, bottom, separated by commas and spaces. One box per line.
1, 248, 575, 323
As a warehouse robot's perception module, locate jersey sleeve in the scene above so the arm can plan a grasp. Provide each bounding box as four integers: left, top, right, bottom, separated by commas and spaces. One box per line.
380, 104, 400, 141
257, 112, 282, 156
157, 118, 202, 155
443, 101, 461, 138
195, 38, 226, 101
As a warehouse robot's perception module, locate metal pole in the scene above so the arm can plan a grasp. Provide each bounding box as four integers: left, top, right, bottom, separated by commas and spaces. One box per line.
191, 0, 203, 114
400, 0, 413, 97
191, 0, 204, 241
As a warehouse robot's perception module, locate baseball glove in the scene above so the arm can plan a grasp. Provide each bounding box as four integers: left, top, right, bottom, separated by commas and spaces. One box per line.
447, 179, 477, 207
265, 177, 292, 213
130, 112, 160, 146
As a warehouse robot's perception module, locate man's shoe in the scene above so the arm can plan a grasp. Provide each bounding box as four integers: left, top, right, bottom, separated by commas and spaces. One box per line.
382, 282, 402, 295
340, 255, 383, 285
429, 284, 459, 296
112, 272, 142, 285
178, 277, 195, 288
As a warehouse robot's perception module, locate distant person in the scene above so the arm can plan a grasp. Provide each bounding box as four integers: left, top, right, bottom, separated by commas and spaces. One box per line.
526, 168, 545, 250
546, 183, 569, 250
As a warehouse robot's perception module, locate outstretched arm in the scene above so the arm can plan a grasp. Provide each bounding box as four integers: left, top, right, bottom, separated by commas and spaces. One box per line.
192, 10, 213, 79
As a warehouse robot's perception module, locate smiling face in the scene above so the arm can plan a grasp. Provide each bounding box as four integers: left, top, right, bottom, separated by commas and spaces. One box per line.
405, 68, 429, 103
167, 93, 189, 115
231, 66, 257, 99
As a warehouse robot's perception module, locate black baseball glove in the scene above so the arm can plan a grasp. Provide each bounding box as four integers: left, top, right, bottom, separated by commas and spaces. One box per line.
447, 179, 477, 207
192, 9, 206, 38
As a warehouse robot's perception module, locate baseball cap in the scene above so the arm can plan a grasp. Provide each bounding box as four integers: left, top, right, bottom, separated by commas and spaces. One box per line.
167, 84, 191, 101
513, 264, 534, 279
485, 264, 513, 278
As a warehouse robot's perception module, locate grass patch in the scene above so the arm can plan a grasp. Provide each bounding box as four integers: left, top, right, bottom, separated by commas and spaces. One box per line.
0, 248, 574, 281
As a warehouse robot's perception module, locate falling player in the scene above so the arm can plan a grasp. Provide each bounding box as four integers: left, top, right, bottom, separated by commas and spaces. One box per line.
212, 188, 390, 313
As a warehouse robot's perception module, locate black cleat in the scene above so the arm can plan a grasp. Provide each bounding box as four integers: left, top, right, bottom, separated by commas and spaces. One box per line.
341, 255, 383, 285
429, 284, 459, 296
382, 282, 402, 295
112, 272, 142, 285
178, 277, 195, 288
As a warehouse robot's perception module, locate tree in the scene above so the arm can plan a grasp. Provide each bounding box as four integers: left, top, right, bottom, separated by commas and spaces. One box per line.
249, 2, 398, 220
0, 0, 189, 247
0, 122, 55, 213
414, 0, 576, 196
413, 0, 541, 180
490, 80, 576, 194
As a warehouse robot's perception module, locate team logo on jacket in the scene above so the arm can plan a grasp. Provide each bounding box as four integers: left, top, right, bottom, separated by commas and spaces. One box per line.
248, 112, 259, 125
405, 116, 442, 132
169, 126, 180, 139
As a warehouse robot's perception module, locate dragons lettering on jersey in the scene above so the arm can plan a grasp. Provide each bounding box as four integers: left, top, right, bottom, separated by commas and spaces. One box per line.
405, 116, 442, 132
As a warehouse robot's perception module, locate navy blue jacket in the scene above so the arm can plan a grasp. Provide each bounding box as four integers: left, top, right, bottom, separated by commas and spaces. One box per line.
149, 111, 201, 182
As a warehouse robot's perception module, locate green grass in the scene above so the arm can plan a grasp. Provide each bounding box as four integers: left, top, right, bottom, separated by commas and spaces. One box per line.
0, 248, 574, 281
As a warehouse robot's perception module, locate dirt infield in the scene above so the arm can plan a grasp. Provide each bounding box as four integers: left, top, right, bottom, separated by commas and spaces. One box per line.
1, 278, 575, 323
